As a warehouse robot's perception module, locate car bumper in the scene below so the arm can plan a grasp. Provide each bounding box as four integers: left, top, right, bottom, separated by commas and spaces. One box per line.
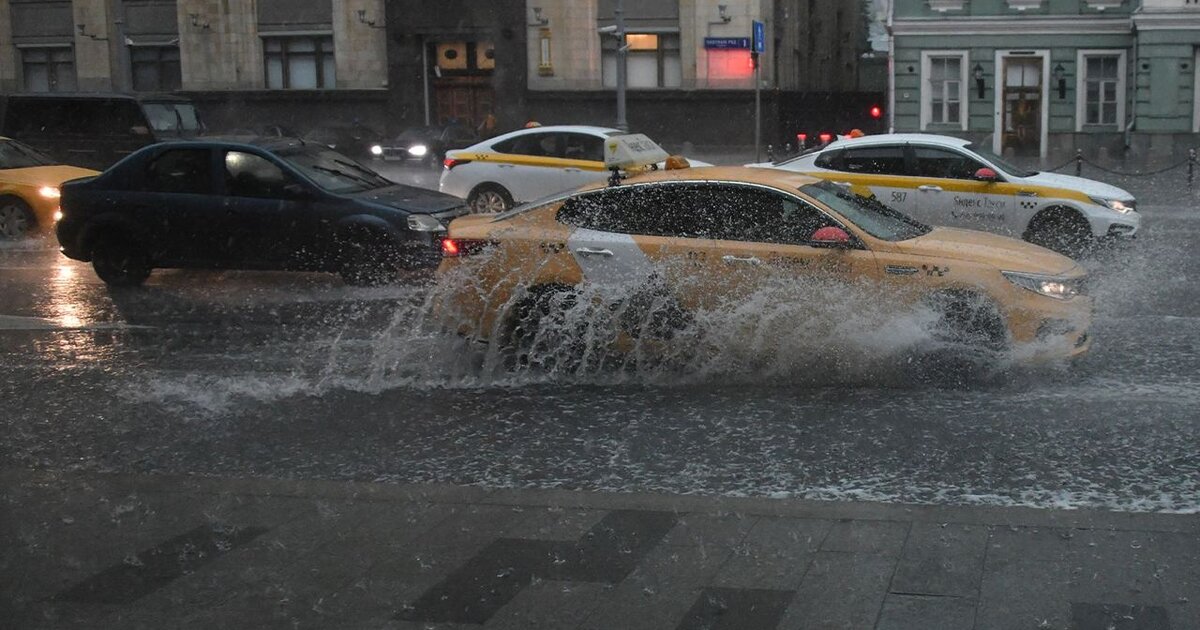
1087, 208, 1140, 238
1007, 295, 1093, 362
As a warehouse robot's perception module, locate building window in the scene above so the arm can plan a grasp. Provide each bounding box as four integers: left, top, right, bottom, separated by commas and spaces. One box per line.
131, 46, 181, 92
1075, 50, 1125, 131
21, 47, 76, 93
602, 33, 682, 89
263, 36, 336, 89
920, 51, 968, 131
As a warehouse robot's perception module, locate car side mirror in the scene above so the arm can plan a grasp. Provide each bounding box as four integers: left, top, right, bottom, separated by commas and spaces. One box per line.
974, 167, 999, 182
811, 226, 853, 248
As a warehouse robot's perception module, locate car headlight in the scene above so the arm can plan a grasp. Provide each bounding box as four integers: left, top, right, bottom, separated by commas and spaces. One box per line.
408, 144, 429, 157
53, 209, 63, 222
1002, 271, 1082, 300
1089, 196, 1136, 214
406, 214, 445, 232
39, 186, 61, 199
370, 144, 384, 156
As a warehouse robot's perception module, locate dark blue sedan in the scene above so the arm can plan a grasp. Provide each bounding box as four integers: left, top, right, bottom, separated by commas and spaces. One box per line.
56, 138, 468, 286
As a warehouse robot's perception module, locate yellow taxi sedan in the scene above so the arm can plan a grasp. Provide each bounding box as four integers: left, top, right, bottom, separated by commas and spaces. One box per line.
0, 137, 98, 240
436, 165, 1092, 365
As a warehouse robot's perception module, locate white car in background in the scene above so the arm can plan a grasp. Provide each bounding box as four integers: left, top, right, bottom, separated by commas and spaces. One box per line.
440, 125, 709, 213
749, 133, 1140, 255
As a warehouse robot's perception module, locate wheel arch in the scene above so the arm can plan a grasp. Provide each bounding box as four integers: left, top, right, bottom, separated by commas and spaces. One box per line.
1022, 203, 1091, 239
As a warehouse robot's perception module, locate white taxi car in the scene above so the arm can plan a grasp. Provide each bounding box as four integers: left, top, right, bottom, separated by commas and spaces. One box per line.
439, 125, 708, 214
751, 133, 1140, 255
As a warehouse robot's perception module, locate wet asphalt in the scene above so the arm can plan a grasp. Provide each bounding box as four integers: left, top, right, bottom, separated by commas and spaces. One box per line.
2, 162, 1199, 513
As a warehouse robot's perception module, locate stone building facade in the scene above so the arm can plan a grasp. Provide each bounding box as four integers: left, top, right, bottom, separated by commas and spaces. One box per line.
0, 0, 390, 129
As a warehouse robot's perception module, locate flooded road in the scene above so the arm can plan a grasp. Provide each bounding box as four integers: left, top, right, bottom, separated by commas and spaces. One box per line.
3, 181, 1199, 513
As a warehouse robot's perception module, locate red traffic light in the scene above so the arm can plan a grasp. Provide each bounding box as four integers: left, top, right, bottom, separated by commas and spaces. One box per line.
870, 105, 883, 119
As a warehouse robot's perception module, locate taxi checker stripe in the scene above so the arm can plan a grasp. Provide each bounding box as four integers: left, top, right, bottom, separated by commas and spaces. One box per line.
454, 152, 609, 172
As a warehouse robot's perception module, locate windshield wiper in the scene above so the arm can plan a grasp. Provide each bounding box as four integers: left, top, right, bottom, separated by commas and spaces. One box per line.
332, 159, 389, 185
308, 164, 376, 187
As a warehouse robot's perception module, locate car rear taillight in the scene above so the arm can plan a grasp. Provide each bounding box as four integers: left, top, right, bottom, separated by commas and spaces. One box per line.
441, 238, 490, 257
443, 157, 471, 170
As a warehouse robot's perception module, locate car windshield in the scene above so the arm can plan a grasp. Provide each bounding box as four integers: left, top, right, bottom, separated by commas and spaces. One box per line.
801, 180, 931, 241
142, 103, 203, 134
0, 139, 55, 168
964, 142, 1037, 177
278, 147, 392, 193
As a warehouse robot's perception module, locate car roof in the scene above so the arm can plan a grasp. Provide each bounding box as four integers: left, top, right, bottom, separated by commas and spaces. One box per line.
579, 166, 823, 192
822, 133, 971, 151
488, 125, 622, 141
1, 92, 193, 103
156, 136, 309, 152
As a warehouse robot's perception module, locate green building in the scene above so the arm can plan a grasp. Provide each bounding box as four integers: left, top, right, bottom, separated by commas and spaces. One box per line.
889, 0, 1200, 160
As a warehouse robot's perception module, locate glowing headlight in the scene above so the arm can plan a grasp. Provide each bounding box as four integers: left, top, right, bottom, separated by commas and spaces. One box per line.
39, 186, 60, 199
1002, 271, 1081, 300
370, 144, 384, 156
406, 214, 444, 232
53, 209, 63, 222
1089, 196, 1136, 214
408, 144, 429, 157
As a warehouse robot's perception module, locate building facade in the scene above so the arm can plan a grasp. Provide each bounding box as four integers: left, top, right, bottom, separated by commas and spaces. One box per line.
387, 0, 883, 147
1, 0, 883, 145
0, 0, 390, 129
890, 0, 1200, 160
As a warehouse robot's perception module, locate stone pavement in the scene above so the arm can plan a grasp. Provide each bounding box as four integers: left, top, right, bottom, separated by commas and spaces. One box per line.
2, 468, 1197, 630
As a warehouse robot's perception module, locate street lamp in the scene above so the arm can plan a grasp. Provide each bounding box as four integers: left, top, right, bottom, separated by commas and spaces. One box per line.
973, 63, 985, 99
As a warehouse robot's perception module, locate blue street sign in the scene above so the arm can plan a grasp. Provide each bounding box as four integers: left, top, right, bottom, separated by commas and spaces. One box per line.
752, 20, 765, 53
704, 37, 750, 50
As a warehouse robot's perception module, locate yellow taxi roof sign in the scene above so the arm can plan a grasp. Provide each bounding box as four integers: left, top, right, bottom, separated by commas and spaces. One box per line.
604, 134, 670, 171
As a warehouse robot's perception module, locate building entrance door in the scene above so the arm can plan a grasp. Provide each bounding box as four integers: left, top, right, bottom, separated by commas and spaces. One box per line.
1002, 57, 1042, 156
433, 79, 494, 128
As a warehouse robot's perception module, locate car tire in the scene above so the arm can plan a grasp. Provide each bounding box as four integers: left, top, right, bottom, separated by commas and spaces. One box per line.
91, 233, 151, 287
927, 291, 1009, 352
467, 185, 513, 214
501, 285, 582, 372
338, 230, 399, 286
1024, 207, 1093, 258
0, 197, 36, 240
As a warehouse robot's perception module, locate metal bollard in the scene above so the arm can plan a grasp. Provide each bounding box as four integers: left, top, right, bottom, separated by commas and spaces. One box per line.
1075, 149, 1083, 177
1190, 148, 1196, 191
766, 144, 774, 162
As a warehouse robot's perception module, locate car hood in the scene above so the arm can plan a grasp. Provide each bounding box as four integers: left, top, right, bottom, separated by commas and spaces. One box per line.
346, 184, 466, 214
1016, 171, 1133, 201
893, 227, 1081, 276
0, 165, 99, 186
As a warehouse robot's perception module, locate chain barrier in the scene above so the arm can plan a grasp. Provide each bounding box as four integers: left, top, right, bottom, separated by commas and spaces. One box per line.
1045, 148, 1195, 182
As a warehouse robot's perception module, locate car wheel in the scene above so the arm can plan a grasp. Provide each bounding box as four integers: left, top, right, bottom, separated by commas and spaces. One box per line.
927, 291, 1009, 352
0, 198, 36, 240
338, 231, 399, 286
468, 185, 513, 214
501, 286, 582, 372
1024, 207, 1093, 258
91, 234, 151, 287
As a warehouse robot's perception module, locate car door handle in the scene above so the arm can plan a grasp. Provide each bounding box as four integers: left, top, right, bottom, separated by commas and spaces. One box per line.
498, 163, 515, 169
564, 168, 582, 173
1017, 190, 1038, 197
918, 185, 943, 192
722, 255, 762, 266
833, 181, 852, 189
576, 247, 614, 258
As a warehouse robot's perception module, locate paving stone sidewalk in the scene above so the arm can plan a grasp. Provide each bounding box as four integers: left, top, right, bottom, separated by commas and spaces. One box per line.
2, 468, 1197, 629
